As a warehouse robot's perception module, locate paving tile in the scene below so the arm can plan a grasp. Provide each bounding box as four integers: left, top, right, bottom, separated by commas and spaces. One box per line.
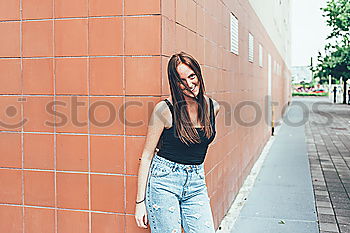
304, 98, 350, 233
334, 209, 350, 217
337, 216, 350, 225
316, 195, 331, 202
316, 201, 332, 208
316, 190, 329, 196
318, 207, 335, 215
319, 222, 339, 232
338, 224, 350, 233
318, 214, 337, 224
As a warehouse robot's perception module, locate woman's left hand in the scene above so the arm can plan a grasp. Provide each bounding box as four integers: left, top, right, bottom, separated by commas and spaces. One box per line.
135, 202, 148, 229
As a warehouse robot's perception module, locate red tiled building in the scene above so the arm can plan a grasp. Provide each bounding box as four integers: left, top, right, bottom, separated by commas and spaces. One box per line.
0, 0, 291, 232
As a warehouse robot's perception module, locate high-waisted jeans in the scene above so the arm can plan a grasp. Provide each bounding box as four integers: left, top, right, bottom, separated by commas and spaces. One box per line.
145, 153, 215, 233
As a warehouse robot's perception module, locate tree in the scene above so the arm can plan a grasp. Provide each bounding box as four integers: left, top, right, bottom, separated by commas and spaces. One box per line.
313, 42, 350, 80
322, 0, 350, 41
312, 0, 350, 103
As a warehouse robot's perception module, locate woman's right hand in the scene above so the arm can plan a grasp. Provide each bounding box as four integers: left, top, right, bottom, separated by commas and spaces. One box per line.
135, 202, 148, 229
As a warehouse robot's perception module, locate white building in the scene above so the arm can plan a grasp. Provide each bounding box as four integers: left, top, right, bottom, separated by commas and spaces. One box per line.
249, 0, 292, 68
291, 66, 313, 83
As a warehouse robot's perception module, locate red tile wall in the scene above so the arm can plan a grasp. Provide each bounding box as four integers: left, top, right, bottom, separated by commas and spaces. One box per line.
0, 0, 290, 232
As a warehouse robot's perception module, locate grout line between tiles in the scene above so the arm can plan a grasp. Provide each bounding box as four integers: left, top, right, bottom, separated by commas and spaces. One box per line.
122, 1, 127, 231
0, 14, 162, 23
0, 167, 138, 177
86, 3, 92, 232
19, 0, 25, 232
0, 203, 127, 215
52, 0, 58, 232
0, 55, 161, 59
0, 131, 148, 138
160, 0, 163, 97
0, 94, 165, 97
37, 16, 128, 21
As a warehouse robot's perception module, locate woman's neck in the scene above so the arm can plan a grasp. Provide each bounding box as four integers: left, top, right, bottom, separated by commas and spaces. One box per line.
180, 97, 199, 116
170, 96, 198, 109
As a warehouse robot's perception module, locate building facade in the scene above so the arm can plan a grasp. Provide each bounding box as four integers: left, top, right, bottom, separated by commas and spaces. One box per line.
0, 0, 291, 232
291, 66, 313, 83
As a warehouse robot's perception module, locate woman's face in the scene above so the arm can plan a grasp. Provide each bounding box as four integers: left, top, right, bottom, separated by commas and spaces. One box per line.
176, 63, 200, 98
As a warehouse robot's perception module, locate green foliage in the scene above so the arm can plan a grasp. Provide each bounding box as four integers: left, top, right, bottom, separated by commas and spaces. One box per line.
313, 0, 350, 82
322, 0, 350, 39
313, 43, 350, 80
292, 92, 328, 97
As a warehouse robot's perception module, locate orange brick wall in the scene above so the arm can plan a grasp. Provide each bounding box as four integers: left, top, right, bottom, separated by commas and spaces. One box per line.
0, 0, 290, 232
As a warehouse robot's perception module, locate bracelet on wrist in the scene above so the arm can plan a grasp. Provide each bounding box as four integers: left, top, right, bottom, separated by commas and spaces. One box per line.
136, 198, 145, 204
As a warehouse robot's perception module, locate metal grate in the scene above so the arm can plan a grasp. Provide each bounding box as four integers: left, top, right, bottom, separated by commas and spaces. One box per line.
230, 13, 239, 55
248, 32, 254, 62
259, 44, 263, 67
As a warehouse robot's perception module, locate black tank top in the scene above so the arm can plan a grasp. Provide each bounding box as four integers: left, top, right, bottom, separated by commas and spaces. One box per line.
156, 98, 216, 165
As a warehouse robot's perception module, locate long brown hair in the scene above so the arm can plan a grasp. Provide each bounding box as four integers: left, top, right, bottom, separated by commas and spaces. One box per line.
167, 52, 214, 145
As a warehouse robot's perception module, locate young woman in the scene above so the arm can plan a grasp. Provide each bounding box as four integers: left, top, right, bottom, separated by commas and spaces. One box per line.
134, 52, 220, 233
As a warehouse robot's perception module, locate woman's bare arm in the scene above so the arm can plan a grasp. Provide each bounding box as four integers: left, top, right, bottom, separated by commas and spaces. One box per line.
136, 101, 167, 202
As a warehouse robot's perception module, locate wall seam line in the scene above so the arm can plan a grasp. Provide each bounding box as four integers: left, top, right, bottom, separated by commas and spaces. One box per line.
52, 0, 58, 231
122, 0, 127, 231
87, 1, 92, 233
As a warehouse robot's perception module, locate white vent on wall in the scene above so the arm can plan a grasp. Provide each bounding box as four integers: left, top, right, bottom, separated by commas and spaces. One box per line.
248, 32, 254, 62
230, 13, 239, 55
258, 44, 263, 67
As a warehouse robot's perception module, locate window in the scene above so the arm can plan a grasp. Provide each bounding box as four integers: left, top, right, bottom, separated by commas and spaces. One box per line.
248, 32, 254, 62
230, 13, 239, 55
258, 44, 263, 67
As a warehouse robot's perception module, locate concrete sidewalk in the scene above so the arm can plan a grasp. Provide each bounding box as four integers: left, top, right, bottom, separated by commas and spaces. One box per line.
229, 99, 319, 233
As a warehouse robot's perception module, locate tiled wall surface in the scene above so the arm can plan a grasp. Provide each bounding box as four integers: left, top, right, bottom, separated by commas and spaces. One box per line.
0, 0, 291, 232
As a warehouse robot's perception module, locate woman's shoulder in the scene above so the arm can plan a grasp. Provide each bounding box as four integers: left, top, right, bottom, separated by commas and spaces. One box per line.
154, 99, 172, 115
204, 95, 220, 117
164, 96, 173, 105
154, 98, 172, 127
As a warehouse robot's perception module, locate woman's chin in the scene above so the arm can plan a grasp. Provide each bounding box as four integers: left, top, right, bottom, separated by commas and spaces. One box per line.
183, 93, 196, 99
182, 89, 200, 98
192, 90, 200, 97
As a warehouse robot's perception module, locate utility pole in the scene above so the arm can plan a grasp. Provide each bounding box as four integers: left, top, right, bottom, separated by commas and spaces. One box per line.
310, 57, 313, 85
329, 75, 332, 101
343, 77, 347, 104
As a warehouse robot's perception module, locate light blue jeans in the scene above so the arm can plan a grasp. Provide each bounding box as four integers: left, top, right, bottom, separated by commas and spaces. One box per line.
145, 153, 215, 233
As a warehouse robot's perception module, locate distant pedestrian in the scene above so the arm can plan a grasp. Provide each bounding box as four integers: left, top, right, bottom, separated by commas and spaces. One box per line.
134, 52, 220, 232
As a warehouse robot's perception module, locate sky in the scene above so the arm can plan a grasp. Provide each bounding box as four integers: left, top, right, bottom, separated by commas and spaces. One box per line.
291, 0, 332, 67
